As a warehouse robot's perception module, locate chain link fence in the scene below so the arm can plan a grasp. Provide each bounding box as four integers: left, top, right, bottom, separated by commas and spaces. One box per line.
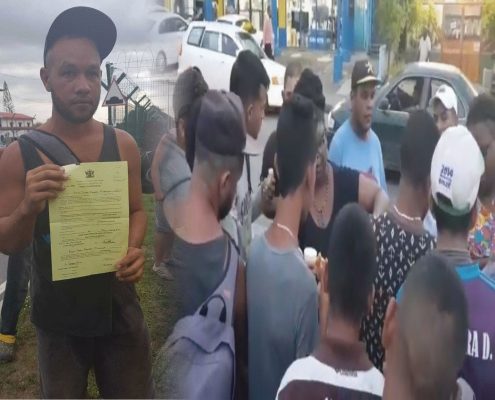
106, 55, 178, 153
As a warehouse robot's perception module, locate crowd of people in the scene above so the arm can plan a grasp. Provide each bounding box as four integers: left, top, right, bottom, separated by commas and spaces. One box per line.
0, 5, 494, 400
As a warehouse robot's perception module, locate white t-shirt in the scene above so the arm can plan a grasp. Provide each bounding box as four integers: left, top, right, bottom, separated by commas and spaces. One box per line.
419, 36, 431, 62
277, 355, 384, 399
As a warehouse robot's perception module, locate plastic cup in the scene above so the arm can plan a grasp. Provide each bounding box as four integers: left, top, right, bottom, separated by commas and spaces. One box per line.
304, 247, 317, 267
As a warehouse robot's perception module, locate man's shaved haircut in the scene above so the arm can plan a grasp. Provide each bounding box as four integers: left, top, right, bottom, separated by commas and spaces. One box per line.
399, 253, 468, 400
194, 140, 243, 183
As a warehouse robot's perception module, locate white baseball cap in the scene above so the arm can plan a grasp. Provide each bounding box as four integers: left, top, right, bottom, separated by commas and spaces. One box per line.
430, 85, 458, 115
430, 125, 485, 216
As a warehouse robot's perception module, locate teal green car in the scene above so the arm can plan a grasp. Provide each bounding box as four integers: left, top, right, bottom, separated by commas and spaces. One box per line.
327, 62, 478, 172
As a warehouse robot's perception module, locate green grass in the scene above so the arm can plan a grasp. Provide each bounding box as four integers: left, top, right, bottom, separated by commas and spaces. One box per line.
0, 195, 177, 398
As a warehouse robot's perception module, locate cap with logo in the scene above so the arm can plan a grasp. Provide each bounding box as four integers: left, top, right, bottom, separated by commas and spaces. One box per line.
196, 90, 247, 157
430, 125, 484, 216
44, 6, 117, 65
430, 84, 458, 115
351, 60, 381, 90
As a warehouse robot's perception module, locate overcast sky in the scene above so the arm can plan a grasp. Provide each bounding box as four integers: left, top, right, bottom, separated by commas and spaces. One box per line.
0, 0, 158, 122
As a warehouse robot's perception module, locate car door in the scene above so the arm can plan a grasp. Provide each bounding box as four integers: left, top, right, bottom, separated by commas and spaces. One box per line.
181, 26, 204, 69
372, 76, 427, 172
169, 17, 188, 65
198, 30, 225, 89
219, 33, 239, 83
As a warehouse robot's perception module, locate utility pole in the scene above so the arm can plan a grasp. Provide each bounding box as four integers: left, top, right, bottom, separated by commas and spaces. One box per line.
104, 63, 114, 125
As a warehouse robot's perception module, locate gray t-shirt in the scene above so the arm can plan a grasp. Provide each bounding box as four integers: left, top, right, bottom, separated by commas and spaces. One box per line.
159, 135, 191, 202
170, 233, 228, 318
247, 234, 319, 400
157, 136, 191, 233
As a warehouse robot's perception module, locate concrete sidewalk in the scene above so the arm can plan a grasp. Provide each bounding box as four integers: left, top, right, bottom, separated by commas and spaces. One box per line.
276, 48, 379, 109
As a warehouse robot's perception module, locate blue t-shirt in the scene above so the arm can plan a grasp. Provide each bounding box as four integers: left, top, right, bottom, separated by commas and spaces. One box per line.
329, 119, 387, 192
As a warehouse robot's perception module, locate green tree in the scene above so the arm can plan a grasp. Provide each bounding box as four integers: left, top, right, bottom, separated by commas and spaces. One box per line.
404, 0, 423, 37
418, 2, 438, 41
376, 0, 406, 70
483, 0, 495, 42
376, 0, 406, 53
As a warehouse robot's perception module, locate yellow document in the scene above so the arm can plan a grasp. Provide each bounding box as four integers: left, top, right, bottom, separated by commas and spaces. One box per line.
49, 161, 129, 281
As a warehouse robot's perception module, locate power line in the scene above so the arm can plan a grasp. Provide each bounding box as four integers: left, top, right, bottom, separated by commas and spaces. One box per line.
0, 71, 40, 81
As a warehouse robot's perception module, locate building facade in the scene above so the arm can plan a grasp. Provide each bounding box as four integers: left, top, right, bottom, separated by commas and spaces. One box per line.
0, 112, 34, 143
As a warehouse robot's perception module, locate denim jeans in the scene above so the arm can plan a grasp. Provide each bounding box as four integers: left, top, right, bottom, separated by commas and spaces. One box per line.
37, 320, 154, 398
0, 247, 31, 336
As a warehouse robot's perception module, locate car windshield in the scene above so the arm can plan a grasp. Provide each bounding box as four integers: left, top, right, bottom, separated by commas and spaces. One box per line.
236, 32, 264, 58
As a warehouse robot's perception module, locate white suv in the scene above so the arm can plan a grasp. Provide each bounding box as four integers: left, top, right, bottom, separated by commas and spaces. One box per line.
178, 22, 285, 108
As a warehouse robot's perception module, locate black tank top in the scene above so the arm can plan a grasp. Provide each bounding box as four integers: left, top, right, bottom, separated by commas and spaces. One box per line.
299, 163, 360, 258
18, 125, 143, 337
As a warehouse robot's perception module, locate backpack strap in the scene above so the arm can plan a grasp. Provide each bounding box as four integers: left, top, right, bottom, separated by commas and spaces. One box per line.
214, 238, 239, 325
233, 253, 248, 399
18, 130, 80, 166
196, 237, 239, 326
18, 135, 44, 172
245, 154, 253, 194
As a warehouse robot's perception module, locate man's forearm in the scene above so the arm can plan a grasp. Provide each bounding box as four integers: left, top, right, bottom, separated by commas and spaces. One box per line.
128, 209, 147, 249
0, 206, 36, 254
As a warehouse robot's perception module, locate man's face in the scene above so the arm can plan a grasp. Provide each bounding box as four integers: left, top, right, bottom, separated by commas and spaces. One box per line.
41, 37, 102, 124
246, 85, 267, 140
469, 120, 495, 197
282, 75, 299, 104
433, 100, 457, 134
351, 83, 376, 134
217, 166, 243, 220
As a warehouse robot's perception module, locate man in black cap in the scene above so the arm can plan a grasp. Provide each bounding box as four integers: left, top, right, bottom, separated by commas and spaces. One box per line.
328, 59, 387, 192
171, 90, 248, 397
0, 7, 153, 397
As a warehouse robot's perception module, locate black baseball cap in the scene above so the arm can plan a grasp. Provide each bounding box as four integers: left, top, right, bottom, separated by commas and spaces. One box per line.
196, 90, 247, 157
351, 59, 381, 90
44, 6, 117, 65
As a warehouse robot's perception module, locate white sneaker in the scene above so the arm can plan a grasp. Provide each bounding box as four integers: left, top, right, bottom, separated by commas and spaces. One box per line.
152, 262, 174, 280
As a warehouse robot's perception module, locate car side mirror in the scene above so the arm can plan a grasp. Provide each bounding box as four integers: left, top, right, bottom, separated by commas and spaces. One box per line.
379, 98, 390, 111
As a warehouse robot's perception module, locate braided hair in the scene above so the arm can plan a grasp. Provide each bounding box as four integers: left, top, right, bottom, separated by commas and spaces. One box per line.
173, 67, 208, 122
